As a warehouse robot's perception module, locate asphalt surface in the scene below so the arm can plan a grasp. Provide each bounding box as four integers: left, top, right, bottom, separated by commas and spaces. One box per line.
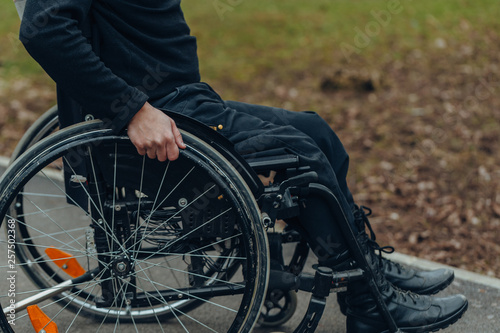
1, 158, 499, 332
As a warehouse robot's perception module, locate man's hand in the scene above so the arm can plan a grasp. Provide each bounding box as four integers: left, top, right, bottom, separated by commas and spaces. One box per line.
127, 102, 186, 161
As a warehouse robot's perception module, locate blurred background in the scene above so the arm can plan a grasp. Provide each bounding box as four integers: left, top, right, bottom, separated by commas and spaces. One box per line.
1, 0, 499, 277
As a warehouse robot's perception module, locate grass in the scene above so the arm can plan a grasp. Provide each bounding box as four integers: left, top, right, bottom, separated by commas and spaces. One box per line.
182, 0, 500, 93
2, 0, 499, 87
0, 2, 46, 80
1, 0, 500, 275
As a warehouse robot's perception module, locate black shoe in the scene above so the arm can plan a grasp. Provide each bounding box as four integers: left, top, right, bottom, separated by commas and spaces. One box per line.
353, 205, 455, 294
338, 258, 457, 316
339, 258, 455, 313
337, 258, 455, 315
383, 258, 454, 295
344, 219, 468, 333
346, 290, 468, 333
338, 206, 455, 315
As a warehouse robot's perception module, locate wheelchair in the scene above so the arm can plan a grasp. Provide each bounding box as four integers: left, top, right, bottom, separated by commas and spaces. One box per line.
0, 106, 412, 333
3, 3, 426, 331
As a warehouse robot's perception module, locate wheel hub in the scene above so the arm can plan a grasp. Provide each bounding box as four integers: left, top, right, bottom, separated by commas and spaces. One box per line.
111, 254, 134, 277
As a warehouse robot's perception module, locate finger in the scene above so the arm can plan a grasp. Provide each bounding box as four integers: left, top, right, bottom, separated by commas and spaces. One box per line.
171, 119, 186, 149
166, 139, 179, 161
156, 140, 168, 162
146, 148, 156, 160
164, 130, 180, 161
136, 146, 146, 156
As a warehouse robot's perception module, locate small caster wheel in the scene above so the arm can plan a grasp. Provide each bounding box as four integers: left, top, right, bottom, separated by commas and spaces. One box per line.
258, 289, 298, 327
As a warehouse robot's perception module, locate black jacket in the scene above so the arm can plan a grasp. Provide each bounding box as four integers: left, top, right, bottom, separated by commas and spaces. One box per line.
20, 0, 200, 131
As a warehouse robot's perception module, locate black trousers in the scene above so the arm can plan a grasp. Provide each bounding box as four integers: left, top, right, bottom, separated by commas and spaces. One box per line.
155, 82, 360, 261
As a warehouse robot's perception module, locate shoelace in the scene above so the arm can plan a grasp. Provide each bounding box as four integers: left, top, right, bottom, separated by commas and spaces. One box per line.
394, 285, 420, 304
354, 206, 395, 263
384, 258, 405, 274
355, 207, 424, 304
356, 206, 418, 278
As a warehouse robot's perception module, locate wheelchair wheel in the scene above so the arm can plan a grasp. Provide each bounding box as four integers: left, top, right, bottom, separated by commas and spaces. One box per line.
258, 289, 297, 327
0, 121, 268, 332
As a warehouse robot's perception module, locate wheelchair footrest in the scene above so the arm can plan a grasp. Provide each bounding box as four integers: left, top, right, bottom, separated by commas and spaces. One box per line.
266, 266, 365, 333
267, 267, 364, 293
293, 267, 332, 333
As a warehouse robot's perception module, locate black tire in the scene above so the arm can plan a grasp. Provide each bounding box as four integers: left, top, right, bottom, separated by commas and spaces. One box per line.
258, 289, 298, 327
0, 120, 268, 332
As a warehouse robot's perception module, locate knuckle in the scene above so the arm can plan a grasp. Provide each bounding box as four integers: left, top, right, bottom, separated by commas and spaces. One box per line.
164, 132, 175, 142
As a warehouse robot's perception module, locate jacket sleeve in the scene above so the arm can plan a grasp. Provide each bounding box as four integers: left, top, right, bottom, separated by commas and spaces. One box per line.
20, 0, 149, 132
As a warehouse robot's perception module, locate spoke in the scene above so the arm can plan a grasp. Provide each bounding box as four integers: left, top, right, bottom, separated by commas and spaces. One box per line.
162, 259, 182, 292
134, 274, 238, 314
15, 205, 72, 218
147, 165, 195, 224
135, 263, 188, 332
37, 167, 125, 253
4, 216, 109, 270
133, 269, 167, 333
133, 232, 244, 279
133, 257, 244, 289
0, 276, 98, 299
110, 277, 137, 333
122, 165, 194, 248
16, 226, 88, 242
142, 208, 237, 265
117, 279, 140, 333
18, 192, 67, 198
130, 260, 240, 332
85, 273, 131, 333
108, 144, 119, 268
134, 270, 221, 333
135, 250, 246, 261
10, 270, 107, 322
128, 189, 224, 259
130, 234, 246, 288
61, 157, 125, 253
0, 249, 101, 272
146, 233, 243, 262
7, 214, 82, 255
132, 155, 147, 258
21, 195, 86, 252
65, 280, 100, 331
94, 279, 127, 332
41, 276, 101, 332
86, 148, 105, 223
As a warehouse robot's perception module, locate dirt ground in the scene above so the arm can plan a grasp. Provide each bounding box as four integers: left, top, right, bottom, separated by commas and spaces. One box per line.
1, 31, 500, 278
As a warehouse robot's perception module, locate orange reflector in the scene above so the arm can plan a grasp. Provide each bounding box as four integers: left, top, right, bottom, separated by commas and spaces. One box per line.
45, 247, 85, 278
27, 305, 58, 333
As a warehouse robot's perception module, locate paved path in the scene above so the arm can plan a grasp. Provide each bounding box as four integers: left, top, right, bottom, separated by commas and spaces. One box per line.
252, 253, 500, 333
1, 158, 499, 332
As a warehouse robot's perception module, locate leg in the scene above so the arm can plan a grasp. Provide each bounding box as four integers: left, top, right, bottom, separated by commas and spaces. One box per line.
157, 82, 468, 332
225, 100, 456, 297
225, 100, 354, 207
158, 84, 360, 256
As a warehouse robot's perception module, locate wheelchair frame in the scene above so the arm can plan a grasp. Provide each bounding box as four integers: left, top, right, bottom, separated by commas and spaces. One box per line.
0, 106, 406, 333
